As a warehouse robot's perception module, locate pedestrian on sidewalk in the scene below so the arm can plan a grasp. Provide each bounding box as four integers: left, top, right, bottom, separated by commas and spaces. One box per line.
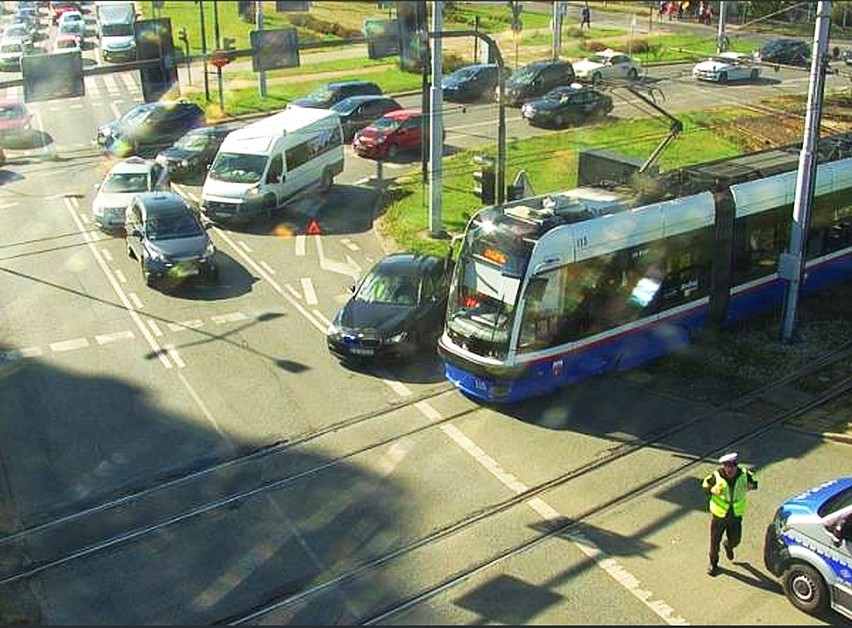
658, 0, 666, 21
701, 453, 759, 577
580, 4, 591, 31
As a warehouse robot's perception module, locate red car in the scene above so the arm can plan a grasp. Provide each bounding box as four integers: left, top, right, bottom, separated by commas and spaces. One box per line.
49, 1, 80, 25
0, 101, 32, 143
352, 109, 427, 160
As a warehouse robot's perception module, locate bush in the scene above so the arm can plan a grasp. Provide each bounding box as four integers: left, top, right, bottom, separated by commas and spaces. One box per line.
287, 14, 362, 39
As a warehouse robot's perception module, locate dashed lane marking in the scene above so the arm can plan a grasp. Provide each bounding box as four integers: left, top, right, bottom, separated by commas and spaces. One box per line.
295, 234, 306, 257
147, 319, 163, 337
101, 249, 113, 262
167, 319, 204, 332
341, 238, 359, 252
238, 240, 252, 253
128, 292, 143, 309
114, 269, 127, 284
300, 277, 318, 306
49, 338, 90, 353
210, 312, 248, 325
164, 345, 185, 368
95, 330, 135, 345
260, 260, 276, 275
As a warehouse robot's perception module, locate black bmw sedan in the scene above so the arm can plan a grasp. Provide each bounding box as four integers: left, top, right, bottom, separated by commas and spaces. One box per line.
155, 124, 239, 184
520, 84, 613, 129
327, 252, 453, 362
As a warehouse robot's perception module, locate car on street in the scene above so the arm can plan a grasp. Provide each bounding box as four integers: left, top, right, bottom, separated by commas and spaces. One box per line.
155, 123, 238, 184
692, 51, 761, 83
572, 48, 642, 84
57, 19, 85, 47
0, 41, 28, 72
756, 38, 810, 67
327, 252, 454, 362
49, 1, 81, 25
499, 59, 577, 107
97, 100, 206, 158
0, 100, 31, 143
764, 477, 852, 621
92, 156, 170, 233
442, 63, 501, 102
53, 32, 82, 53
520, 84, 613, 129
125, 191, 217, 288
287, 80, 382, 110
352, 108, 436, 160
329, 94, 402, 142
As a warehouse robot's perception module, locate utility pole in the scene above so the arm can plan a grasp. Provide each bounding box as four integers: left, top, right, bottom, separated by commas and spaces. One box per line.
780, 0, 832, 343
256, 1, 267, 99
551, 2, 563, 61
198, 0, 210, 101
213, 0, 223, 112
429, 0, 444, 237
716, 0, 728, 53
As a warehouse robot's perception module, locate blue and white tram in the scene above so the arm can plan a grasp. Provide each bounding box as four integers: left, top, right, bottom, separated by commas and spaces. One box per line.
438, 142, 852, 403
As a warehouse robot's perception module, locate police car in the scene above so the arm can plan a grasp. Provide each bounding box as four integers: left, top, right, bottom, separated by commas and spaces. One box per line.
764, 477, 852, 620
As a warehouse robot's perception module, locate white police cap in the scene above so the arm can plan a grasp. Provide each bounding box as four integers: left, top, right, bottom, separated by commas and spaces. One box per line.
719, 452, 739, 465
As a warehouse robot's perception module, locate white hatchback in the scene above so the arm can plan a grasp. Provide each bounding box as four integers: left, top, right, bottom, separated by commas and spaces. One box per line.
92, 156, 170, 233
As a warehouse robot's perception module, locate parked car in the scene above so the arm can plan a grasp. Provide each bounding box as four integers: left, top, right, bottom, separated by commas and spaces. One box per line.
693, 51, 761, 83
330, 95, 401, 142
572, 48, 642, 84
841, 49, 852, 66
0, 41, 28, 72
442, 63, 501, 102
92, 156, 170, 233
764, 477, 852, 621
756, 38, 810, 67
155, 123, 238, 184
125, 191, 217, 288
0, 100, 31, 143
287, 80, 382, 109
327, 252, 454, 361
499, 60, 576, 107
520, 84, 613, 129
352, 108, 439, 160
97, 100, 206, 158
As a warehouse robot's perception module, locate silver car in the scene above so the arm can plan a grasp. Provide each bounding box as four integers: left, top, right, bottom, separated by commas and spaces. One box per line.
91, 157, 170, 233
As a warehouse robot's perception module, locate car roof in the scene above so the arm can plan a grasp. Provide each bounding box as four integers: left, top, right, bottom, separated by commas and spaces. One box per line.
134, 191, 191, 215
383, 108, 421, 119
326, 79, 379, 88
109, 156, 156, 174
374, 252, 444, 275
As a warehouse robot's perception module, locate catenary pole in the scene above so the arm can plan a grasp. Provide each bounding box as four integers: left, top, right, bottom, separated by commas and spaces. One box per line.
257, 1, 267, 98
429, 0, 444, 237
780, 0, 832, 342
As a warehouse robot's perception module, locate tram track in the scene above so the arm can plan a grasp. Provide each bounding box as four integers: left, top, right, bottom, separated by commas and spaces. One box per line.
4, 342, 850, 621
0, 380, 456, 584
213, 342, 852, 624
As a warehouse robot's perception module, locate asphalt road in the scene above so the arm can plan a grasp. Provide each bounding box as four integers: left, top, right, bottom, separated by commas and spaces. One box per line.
0, 8, 850, 626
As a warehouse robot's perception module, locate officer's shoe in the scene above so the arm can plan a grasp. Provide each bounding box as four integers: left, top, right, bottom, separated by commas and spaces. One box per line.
707, 564, 719, 576
723, 542, 734, 561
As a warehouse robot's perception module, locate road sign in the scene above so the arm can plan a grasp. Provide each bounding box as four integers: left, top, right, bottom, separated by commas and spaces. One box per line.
22, 52, 85, 103
210, 51, 230, 68
251, 28, 300, 71
364, 18, 399, 59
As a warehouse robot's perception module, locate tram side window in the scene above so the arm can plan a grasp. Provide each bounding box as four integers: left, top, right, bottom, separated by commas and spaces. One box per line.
733, 209, 789, 282
809, 190, 852, 257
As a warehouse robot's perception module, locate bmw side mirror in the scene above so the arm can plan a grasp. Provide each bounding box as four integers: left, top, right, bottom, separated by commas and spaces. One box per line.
132, 229, 142, 238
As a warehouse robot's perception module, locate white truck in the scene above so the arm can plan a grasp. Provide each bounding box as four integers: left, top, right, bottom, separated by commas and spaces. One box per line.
201, 107, 344, 224
96, 1, 137, 63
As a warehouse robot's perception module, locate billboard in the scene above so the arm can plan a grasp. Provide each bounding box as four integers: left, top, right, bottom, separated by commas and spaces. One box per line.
22, 52, 85, 103
364, 18, 399, 60
251, 28, 300, 72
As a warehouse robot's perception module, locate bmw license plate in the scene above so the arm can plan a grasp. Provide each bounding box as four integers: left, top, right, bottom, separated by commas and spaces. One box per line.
350, 348, 374, 356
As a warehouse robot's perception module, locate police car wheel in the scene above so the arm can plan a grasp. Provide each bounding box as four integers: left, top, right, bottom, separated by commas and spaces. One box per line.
782, 563, 828, 615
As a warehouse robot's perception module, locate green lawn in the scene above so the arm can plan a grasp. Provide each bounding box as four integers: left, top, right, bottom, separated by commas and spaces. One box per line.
379, 108, 756, 257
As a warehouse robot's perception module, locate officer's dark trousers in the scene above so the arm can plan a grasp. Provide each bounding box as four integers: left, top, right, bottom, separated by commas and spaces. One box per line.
709, 510, 742, 567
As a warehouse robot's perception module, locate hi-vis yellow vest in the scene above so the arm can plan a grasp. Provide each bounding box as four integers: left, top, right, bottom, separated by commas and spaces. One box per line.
702, 469, 754, 517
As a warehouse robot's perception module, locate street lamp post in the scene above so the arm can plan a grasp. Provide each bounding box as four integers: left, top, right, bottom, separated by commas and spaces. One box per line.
213, 0, 223, 112
197, 0, 210, 101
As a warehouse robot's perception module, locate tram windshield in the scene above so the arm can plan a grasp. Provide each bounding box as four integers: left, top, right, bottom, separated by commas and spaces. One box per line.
445, 210, 537, 359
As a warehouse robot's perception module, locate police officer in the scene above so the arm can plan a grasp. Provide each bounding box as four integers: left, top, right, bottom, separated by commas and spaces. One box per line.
701, 452, 758, 576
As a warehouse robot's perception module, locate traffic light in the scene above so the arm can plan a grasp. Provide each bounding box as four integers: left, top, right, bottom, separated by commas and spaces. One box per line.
473, 155, 496, 205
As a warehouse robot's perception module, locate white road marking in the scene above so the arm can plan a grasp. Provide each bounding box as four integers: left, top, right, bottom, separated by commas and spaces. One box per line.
128, 292, 143, 309
168, 320, 204, 332
314, 234, 360, 279
375, 369, 412, 397
114, 269, 127, 284
80, 214, 91, 224
177, 371, 231, 442
164, 345, 185, 368
312, 309, 331, 328
285, 283, 302, 300
342, 239, 359, 252
238, 240, 252, 253
49, 338, 90, 353
2, 347, 43, 361
95, 330, 135, 345
432, 417, 689, 626
0, 202, 19, 210
295, 234, 306, 256
300, 277, 318, 305
102, 249, 113, 262
211, 312, 248, 324
212, 227, 328, 334
147, 319, 163, 337
260, 260, 276, 275
65, 201, 172, 369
